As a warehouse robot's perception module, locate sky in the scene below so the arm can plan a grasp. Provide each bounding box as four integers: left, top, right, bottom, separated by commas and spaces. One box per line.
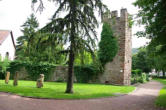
0, 0, 150, 48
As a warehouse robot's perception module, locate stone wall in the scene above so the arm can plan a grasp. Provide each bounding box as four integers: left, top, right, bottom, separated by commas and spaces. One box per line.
17, 66, 68, 82
100, 9, 132, 85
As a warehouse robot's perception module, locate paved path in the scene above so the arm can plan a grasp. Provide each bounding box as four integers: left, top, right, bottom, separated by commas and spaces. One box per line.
0, 81, 165, 110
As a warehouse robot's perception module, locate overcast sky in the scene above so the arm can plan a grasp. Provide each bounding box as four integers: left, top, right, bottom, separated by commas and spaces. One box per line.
0, 0, 149, 48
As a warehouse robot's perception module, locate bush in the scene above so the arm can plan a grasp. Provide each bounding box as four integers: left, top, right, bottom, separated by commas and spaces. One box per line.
131, 69, 149, 84
74, 65, 99, 83
132, 69, 142, 75
140, 73, 147, 83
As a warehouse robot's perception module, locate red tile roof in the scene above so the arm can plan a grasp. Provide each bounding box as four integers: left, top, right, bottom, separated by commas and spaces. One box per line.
0, 30, 10, 45
0, 30, 16, 49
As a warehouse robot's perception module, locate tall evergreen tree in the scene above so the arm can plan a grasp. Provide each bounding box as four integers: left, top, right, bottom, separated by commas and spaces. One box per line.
16, 14, 39, 60
98, 22, 118, 66
32, 0, 107, 93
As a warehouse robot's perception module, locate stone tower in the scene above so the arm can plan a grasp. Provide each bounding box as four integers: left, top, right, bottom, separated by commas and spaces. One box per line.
100, 9, 132, 85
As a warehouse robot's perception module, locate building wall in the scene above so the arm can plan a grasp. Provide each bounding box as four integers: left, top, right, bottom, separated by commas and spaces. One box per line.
100, 9, 132, 85
0, 34, 15, 60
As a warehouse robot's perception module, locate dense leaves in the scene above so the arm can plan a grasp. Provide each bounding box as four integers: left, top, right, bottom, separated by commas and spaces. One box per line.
98, 22, 118, 66
132, 48, 153, 73
134, 0, 166, 54
8, 60, 56, 81
32, 0, 107, 93
74, 65, 99, 83
16, 14, 65, 63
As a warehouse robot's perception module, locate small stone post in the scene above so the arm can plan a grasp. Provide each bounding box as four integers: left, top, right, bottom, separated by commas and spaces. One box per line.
13, 72, 19, 86
36, 74, 44, 88
5, 71, 10, 84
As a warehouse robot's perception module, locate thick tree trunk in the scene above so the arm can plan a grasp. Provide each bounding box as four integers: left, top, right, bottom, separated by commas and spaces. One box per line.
65, 47, 75, 93
65, 1, 76, 93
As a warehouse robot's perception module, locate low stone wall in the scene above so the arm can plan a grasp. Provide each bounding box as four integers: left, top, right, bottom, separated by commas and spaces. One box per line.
17, 66, 68, 82
48, 66, 68, 82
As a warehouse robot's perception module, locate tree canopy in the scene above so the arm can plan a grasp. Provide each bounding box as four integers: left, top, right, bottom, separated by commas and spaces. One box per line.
134, 0, 166, 54
32, 0, 107, 93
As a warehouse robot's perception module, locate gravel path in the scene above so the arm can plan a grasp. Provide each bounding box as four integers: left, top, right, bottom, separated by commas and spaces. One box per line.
0, 81, 165, 110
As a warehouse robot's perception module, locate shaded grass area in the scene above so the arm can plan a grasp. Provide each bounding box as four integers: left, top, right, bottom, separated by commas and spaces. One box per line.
155, 78, 166, 108
0, 80, 135, 99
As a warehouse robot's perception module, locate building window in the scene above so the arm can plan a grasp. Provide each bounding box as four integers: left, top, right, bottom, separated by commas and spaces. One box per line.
6, 52, 9, 59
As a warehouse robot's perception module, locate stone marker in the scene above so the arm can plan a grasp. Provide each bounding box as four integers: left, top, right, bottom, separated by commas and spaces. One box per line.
5, 71, 10, 84
13, 72, 19, 86
36, 74, 44, 88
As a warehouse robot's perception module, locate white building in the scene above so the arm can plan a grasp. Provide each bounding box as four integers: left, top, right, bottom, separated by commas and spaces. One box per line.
0, 30, 16, 60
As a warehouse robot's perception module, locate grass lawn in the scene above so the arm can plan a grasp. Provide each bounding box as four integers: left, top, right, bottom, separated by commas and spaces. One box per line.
0, 80, 135, 99
155, 78, 166, 108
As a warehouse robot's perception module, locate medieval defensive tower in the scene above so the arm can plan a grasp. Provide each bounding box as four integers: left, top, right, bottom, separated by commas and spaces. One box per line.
100, 9, 132, 85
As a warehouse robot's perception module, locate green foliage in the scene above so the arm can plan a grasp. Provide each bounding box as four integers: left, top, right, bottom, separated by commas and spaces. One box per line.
0, 57, 10, 73
128, 14, 134, 28
134, 0, 166, 54
74, 51, 93, 66
147, 41, 166, 75
16, 14, 65, 64
74, 65, 99, 83
132, 69, 142, 75
131, 70, 149, 84
155, 78, 166, 108
98, 22, 118, 66
32, 0, 107, 93
0, 80, 135, 99
0, 57, 10, 79
140, 73, 147, 83
132, 47, 153, 73
8, 60, 56, 81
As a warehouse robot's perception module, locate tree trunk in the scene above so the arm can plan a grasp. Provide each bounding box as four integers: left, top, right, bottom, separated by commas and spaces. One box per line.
13, 72, 19, 86
162, 70, 165, 78
65, 1, 76, 93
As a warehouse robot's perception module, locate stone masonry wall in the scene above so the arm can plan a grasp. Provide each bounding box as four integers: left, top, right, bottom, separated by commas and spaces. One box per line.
100, 9, 132, 85
17, 66, 68, 82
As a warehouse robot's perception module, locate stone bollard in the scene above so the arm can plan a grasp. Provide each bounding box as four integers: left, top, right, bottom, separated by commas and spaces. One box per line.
36, 74, 44, 88
5, 71, 10, 84
13, 72, 19, 86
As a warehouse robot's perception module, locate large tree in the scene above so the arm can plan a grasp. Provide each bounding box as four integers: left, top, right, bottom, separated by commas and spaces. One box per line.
134, 0, 166, 54
32, 0, 107, 93
132, 47, 153, 73
16, 14, 39, 60
16, 14, 65, 63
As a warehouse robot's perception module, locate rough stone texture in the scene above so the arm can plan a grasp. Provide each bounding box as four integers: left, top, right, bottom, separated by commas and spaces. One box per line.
48, 66, 68, 82
13, 72, 19, 86
5, 71, 10, 84
100, 9, 132, 85
36, 74, 44, 88
17, 66, 68, 82
0, 81, 164, 110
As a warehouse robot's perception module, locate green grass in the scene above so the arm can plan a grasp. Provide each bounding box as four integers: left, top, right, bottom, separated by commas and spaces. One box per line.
0, 80, 135, 99
155, 78, 166, 108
